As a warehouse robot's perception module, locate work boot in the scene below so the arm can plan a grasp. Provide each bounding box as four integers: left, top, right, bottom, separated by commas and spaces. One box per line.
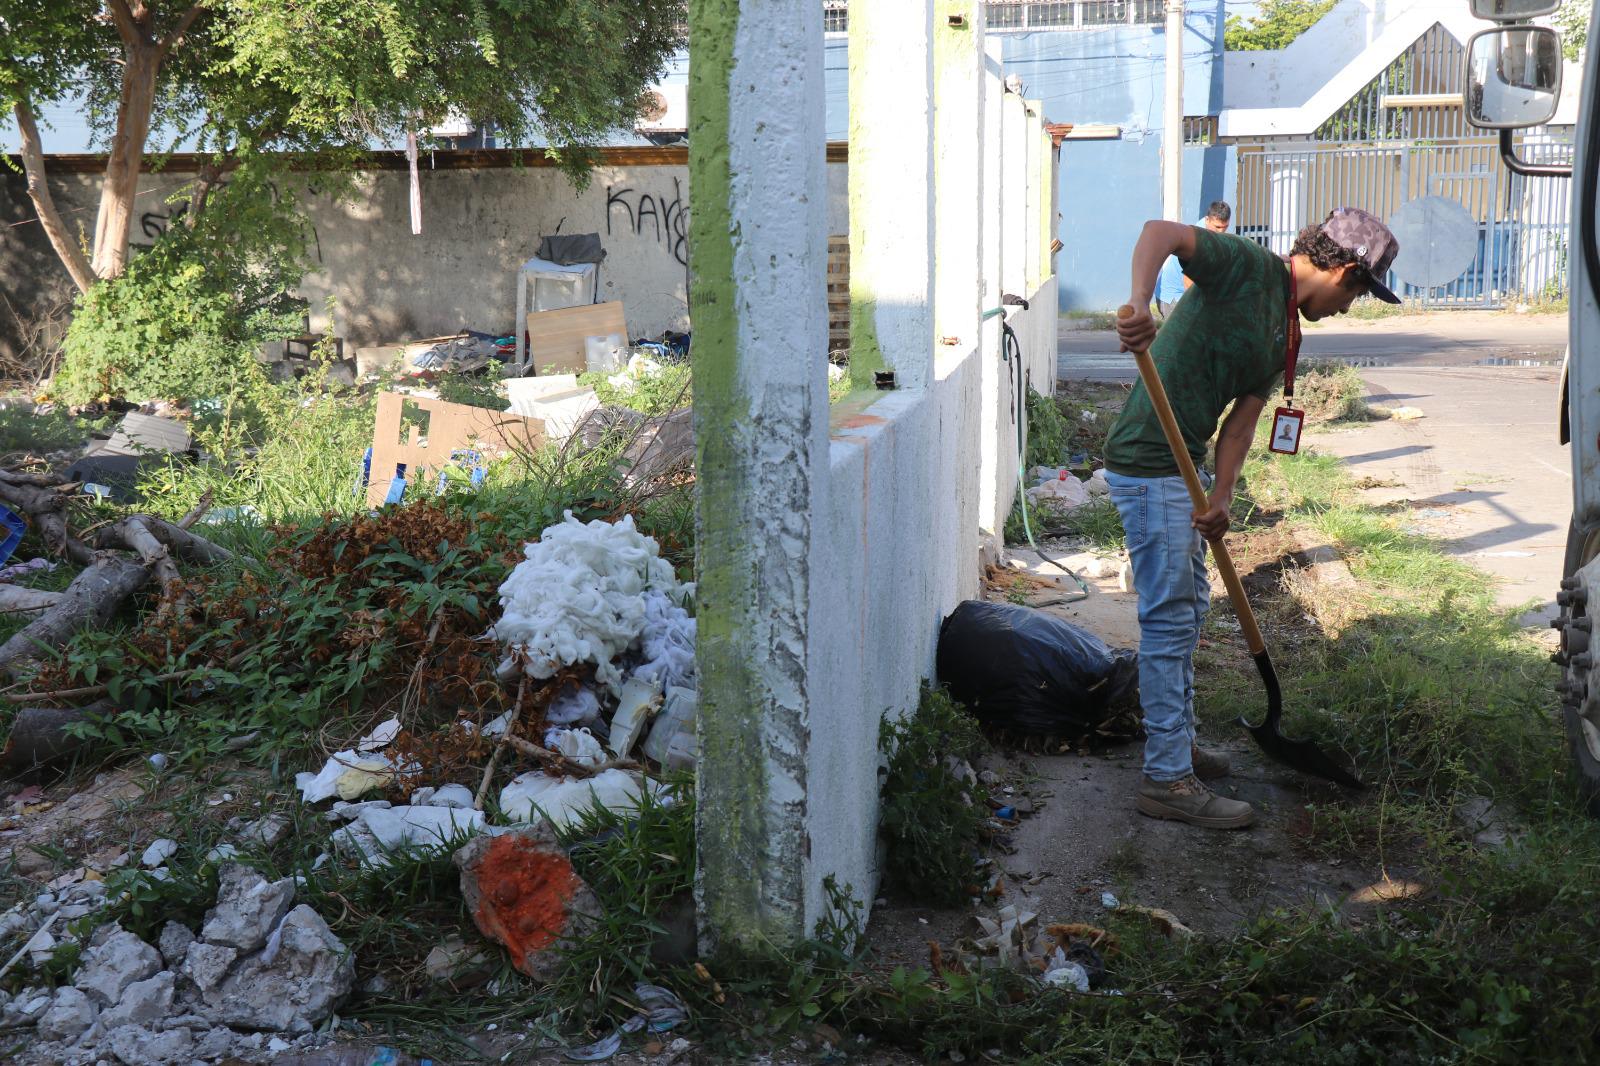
1136, 774, 1255, 829
1192, 744, 1230, 781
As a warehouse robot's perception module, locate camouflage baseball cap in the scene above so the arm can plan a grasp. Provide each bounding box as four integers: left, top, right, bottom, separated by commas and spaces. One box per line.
1321, 207, 1401, 303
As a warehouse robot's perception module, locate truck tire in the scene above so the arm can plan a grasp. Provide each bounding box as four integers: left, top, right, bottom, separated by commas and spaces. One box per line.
1560, 520, 1600, 816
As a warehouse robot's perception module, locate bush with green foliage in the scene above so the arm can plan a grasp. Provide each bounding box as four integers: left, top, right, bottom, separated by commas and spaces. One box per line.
55, 164, 311, 405
878, 686, 989, 906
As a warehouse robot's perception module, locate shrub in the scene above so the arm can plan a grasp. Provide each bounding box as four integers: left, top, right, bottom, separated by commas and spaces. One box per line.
55, 163, 313, 405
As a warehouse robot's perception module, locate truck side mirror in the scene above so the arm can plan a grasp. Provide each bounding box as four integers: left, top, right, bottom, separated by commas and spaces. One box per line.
1469, 0, 1560, 19
1464, 27, 1563, 129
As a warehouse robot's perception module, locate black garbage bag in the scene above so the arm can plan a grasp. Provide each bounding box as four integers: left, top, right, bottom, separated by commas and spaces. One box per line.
936, 600, 1139, 736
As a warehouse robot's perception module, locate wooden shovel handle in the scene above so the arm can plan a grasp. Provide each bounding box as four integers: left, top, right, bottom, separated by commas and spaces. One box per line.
1116, 305, 1265, 655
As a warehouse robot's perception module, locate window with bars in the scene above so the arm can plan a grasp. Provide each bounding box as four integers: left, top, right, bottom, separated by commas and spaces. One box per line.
823, 1, 847, 33
1182, 115, 1217, 146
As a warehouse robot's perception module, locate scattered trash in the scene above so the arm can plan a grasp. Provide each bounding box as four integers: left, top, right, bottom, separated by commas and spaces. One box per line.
547, 684, 604, 727
140, 839, 178, 868
936, 601, 1140, 737
296, 751, 397, 804
1349, 877, 1428, 905
492, 513, 691, 694
498, 769, 661, 829
641, 687, 697, 770
608, 677, 663, 759
1040, 953, 1089, 993
547, 727, 607, 768
0, 556, 55, 583
1116, 903, 1194, 939
1099, 891, 1118, 910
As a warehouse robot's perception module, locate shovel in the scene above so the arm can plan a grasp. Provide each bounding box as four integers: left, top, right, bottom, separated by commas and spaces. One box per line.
1116, 305, 1362, 789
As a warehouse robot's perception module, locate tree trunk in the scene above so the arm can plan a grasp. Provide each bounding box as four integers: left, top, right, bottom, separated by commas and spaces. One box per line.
91, 42, 162, 280
12, 102, 97, 295
2, 700, 115, 768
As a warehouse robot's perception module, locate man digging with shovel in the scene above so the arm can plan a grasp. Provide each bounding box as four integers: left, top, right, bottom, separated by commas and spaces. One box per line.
1103, 208, 1399, 829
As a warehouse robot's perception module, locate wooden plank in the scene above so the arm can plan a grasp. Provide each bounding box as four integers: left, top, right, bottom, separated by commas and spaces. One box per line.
366, 392, 545, 508
826, 235, 850, 353
525, 301, 629, 376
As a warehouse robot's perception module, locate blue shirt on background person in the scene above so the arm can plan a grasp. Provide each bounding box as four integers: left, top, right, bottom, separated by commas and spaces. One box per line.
1155, 201, 1233, 316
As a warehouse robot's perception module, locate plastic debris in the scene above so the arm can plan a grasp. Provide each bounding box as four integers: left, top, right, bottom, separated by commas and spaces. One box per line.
356, 718, 401, 752
1100, 892, 1118, 910
547, 728, 606, 768
140, 839, 178, 868
498, 769, 660, 829
491, 513, 689, 694
634, 982, 688, 1032
295, 752, 396, 804
641, 687, 697, 770
631, 591, 696, 690
1041, 954, 1090, 993
608, 678, 662, 759
546, 685, 603, 728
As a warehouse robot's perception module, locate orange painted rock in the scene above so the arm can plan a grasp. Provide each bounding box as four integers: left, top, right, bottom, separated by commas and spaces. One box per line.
452, 825, 600, 981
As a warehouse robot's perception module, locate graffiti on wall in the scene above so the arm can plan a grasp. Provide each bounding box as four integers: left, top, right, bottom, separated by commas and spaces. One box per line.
605, 178, 689, 266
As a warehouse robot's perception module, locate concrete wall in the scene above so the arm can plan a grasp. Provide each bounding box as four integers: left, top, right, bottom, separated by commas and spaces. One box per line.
0, 154, 850, 361
689, 0, 1059, 944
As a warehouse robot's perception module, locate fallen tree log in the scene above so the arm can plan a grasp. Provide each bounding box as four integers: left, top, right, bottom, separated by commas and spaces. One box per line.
1, 699, 115, 767
0, 555, 150, 677
0, 585, 64, 613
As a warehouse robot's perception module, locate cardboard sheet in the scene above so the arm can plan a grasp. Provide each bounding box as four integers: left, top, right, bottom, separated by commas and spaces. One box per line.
366, 391, 545, 507
525, 301, 628, 375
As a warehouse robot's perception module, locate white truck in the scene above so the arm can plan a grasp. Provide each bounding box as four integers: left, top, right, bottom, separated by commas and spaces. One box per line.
1464, 0, 1600, 806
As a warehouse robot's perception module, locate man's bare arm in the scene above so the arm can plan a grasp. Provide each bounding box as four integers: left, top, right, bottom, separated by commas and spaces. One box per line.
1117, 221, 1199, 352
1193, 395, 1266, 540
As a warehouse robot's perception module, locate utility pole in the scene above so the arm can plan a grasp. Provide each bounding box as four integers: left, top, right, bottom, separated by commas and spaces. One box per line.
1162, 0, 1184, 221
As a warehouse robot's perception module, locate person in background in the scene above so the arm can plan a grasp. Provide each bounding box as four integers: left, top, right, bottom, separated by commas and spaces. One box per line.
1154, 201, 1233, 318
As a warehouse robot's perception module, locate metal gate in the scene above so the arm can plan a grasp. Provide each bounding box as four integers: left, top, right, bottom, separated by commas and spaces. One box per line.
1230, 25, 1573, 308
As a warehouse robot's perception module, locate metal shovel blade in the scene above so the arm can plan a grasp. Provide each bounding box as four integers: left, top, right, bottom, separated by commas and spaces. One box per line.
1238, 650, 1364, 789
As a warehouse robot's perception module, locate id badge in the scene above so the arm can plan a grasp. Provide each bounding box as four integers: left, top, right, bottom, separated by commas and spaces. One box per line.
1268, 407, 1305, 455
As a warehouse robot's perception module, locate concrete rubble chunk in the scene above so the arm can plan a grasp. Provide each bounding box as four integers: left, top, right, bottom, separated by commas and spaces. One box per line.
37, 986, 99, 1042
453, 823, 600, 982
106, 1023, 196, 1066
200, 905, 354, 1033
240, 813, 291, 847
74, 928, 162, 1007
192, 1027, 240, 1059
200, 864, 296, 951
424, 935, 494, 987
101, 970, 175, 1030
156, 921, 195, 968
180, 941, 238, 993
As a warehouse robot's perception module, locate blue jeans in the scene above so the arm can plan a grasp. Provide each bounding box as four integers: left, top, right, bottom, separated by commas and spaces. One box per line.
1105, 471, 1210, 782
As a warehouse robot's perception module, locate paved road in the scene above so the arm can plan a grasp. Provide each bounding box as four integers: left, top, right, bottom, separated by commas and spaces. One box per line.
1057, 312, 1566, 382
1055, 313, 1572, 618
1313, 366, 1570, 619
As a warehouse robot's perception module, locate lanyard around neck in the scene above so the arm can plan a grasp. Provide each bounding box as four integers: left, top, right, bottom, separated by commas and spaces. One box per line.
1284, 262, 1302, 409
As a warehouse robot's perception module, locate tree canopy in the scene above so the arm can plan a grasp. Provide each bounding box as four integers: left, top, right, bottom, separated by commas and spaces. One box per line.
2, 0, 683, 289
1224, 0, 1337, 53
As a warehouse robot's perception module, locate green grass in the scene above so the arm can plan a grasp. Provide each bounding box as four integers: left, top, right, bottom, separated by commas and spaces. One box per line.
1062, 309, 1118, 331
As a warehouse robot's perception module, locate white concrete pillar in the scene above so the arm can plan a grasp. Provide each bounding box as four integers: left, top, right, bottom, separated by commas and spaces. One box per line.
849, 0, 936, 391
688, 0, 829, 951
934, 0, 985, 365
1000, 90, 1028, 303
978, 45, 1006, 539
1024, 100, 1043, 294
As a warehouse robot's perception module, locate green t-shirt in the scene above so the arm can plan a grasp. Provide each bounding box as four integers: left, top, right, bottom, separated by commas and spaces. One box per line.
1104, 228, 1289, 478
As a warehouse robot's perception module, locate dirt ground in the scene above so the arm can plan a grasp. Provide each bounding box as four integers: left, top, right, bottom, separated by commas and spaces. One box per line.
868, 541, 1407, 971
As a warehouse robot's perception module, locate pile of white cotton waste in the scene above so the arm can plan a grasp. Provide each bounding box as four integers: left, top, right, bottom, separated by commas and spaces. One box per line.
490, 512, 694, 693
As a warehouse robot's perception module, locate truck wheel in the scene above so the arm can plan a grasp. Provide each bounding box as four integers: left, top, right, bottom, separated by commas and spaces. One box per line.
1560, 521, 1600, 816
